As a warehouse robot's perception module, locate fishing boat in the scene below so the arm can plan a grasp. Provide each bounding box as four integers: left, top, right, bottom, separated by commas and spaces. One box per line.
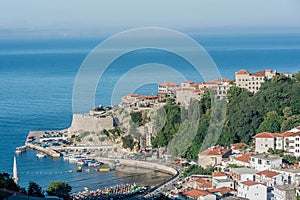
77, 165, 83, 172
36, 153, 46, 159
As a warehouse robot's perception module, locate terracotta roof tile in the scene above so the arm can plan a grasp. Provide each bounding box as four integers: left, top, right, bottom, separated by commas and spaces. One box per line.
235, 153, 252, 163
182, 189, 210, 198
236, 70, 250, 75
212, 172, 227, 177
130, 94, 139, 97
253, 132, 282, 138
241, 180, 260, 186
200, 146, 231, 156
208, 187, 232, 195
256, 170, 280, 178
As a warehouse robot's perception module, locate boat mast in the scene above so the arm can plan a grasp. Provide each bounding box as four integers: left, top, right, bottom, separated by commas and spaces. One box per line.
13, 155, 18, 185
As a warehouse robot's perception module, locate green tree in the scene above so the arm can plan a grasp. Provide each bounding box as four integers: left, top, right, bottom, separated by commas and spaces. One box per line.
0, 173, 20, 199
130, 111, 143, 126
283, 107, 293, 118
122, 135, 134, 150
28, 181, 44, 198
258, 111, 284, 133
46, 182, 72, 200
281, 115, 300, 132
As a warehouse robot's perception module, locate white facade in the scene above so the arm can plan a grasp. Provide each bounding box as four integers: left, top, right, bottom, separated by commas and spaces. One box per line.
272, 184, 295, 200
237, 181, 268, 200
250, 155, 282, 171
255, 170, 283, 187
235, 69, 276, 94
231, 168, 258, 184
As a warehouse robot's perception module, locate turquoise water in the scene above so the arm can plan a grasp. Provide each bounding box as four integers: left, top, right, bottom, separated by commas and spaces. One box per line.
0, 34, 299, 191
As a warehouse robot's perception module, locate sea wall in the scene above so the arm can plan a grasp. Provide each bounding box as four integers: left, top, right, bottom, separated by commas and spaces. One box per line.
69, 114, 114, 133
119, 159, 178, 175
97, 157, 177, 175
26, 143, 61, 158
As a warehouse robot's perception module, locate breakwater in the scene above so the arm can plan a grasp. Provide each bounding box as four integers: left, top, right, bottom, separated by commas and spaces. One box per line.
25, 143, 60, 158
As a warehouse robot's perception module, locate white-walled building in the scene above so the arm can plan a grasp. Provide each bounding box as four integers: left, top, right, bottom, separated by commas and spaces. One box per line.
212, 172, 234, 189
253, 132, 284, 153
230, 168, 258, 185
282, 127, 300, 156
231, 153, 252, 167
271, 167, 300, 185
235, 69, 276, 94
253, 127, 300, 157
250, 154, 282, 171
198, 146, 232, 168
272, 184, 296, 200
237, 180, 268, 200
255, 170, 283, 187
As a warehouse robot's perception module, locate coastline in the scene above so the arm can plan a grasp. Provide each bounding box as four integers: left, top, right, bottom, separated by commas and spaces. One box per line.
24, 129, 180, 195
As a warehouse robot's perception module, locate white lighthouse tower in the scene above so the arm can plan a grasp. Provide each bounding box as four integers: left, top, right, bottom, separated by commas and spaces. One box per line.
13, 156, 18, 185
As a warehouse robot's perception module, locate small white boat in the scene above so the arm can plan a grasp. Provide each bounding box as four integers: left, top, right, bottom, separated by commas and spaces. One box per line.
15, 146, 26, 154
36, 153, 46, 159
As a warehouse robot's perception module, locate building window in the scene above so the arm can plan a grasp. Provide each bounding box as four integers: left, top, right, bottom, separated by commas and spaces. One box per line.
258, 159, 262, 164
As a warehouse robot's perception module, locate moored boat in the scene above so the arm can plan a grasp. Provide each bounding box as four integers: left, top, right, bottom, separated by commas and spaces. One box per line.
15, 146, 26, 154
99, 168, 110, 172
77, 165, 83, 172
36, 152, 46, 159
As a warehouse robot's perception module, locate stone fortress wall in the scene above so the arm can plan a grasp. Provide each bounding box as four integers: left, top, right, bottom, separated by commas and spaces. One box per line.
68, 114, 114, 133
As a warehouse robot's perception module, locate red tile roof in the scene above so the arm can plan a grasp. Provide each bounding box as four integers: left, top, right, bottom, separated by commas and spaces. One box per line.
182, 189, 210, 198
199, 146, 231, 156
241, 180, 260, 186
208, 187, 232, 195
251, 70, 267, 77
235, 153, 252, 163
256, 170, 280, 178
130, 94, 139, 97
231, 143, 248, 150
212, 172, 227, 177
158, 82, 178, 87
253, 132, 282, 138
236, 70, 250, 75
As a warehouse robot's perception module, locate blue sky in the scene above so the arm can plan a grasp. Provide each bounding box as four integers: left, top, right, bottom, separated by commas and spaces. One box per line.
1, 0, 300, 38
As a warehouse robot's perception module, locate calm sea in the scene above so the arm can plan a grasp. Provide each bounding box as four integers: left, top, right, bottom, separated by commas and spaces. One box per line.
0, 34, 299, 191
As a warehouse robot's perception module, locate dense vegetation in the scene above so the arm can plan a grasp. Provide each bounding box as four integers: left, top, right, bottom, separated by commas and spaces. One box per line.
0, 174, 42, 198
152, 72, 300, 160
122, 135, 135, 150
182, 165, 214, 177
46, 181, 72, 200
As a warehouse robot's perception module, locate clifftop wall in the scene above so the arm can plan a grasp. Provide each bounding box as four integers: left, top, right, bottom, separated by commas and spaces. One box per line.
69, 114, 114, 133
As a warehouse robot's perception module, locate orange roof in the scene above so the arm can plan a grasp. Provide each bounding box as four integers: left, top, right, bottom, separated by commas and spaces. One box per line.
169, 87, 182, 91
256, 170, 280, 178
241, 180, 260, 186
235, 153, 252, 163
231, 143, 248, 150
130, 94, 139, 97
208, 187, 232, 195
182, 189, 210, 198
200, 146, 231, 156
191, 83, 200, 87
144, 95, 158, 99
219, 78, 234, 83
212, 172, 226, 177
236, 70, 250, 75
252, 70, 267, 77
158, 82, 178, 87
253, 132, 282, 138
